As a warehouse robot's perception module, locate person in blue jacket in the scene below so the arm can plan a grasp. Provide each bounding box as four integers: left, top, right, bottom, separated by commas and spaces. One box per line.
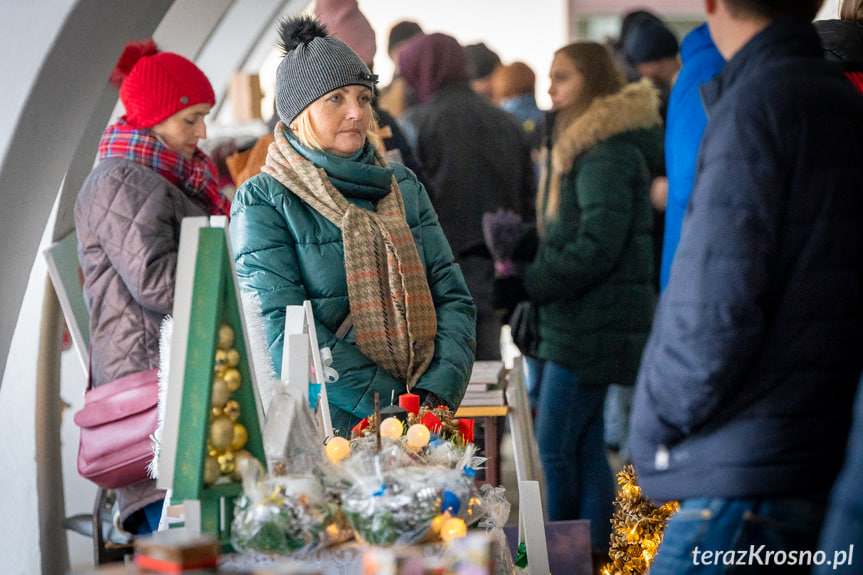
659, 23, 724, 292
629, 0, 863, 572
228, 16, 476, 436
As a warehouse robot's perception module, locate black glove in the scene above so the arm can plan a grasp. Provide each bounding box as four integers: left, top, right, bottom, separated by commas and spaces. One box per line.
417, 389, 450, 411
492, 275, 529, 321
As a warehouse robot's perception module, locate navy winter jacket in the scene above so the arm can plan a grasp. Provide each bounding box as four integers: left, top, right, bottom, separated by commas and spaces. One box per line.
630, 20, 863, 503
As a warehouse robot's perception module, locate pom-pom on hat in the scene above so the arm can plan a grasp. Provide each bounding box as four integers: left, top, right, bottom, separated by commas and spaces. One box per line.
111, 39, 215, 129
274, 15, 378, 125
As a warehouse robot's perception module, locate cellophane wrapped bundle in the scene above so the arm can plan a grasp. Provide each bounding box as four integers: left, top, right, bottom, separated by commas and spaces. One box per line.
477, 484, 516, 575
335, 436, 488, 546
230, 390, 353, 555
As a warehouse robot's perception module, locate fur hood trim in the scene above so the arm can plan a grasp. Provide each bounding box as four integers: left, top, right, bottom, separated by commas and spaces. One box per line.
553, 78, 662, 175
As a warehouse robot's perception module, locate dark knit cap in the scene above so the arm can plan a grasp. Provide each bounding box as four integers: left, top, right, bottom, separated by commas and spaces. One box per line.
623, 18, 679, 65
388, 20, 424, 54
464, 42, 501, 80
275, 16, 378, 124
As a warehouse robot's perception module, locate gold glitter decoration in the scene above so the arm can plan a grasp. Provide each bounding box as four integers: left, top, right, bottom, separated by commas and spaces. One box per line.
224, 399, 241, 421
602, 465, 679, 575
218, 451, 236, 475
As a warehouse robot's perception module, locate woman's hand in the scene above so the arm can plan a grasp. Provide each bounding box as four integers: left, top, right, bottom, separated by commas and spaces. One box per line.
418, 389, 450, 411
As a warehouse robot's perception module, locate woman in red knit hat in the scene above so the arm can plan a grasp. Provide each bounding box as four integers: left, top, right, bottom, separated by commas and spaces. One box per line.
74, 40, 229, 536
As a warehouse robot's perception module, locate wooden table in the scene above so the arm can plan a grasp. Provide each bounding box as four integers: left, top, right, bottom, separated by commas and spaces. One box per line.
456, 404, 508, 487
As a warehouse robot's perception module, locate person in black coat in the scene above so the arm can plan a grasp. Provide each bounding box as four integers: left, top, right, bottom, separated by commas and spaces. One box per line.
398, 32, 536, 361
629, 1, 863, 572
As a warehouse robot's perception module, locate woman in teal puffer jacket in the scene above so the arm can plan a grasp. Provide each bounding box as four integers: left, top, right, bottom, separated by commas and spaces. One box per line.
229, 17, 476, 436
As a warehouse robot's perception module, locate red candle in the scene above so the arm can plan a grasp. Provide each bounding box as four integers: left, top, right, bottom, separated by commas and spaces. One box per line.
399, 392, 421, 415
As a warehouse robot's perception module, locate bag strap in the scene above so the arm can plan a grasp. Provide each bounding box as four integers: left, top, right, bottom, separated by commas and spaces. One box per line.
87, 346, 94, 391
335, 313, 353, 340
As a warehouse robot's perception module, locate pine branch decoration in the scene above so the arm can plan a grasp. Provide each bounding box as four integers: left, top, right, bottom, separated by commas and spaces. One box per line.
602, 465, 679, 575
360, 405, 462, 444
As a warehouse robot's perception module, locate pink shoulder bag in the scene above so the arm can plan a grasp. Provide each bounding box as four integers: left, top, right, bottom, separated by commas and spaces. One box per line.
73, 365, 160, 489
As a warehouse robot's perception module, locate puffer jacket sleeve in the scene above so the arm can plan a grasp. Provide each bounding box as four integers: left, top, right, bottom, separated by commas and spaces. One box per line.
90, 163, 183, 314
404, 169, 477, 407
525, 144, 640, 305
230, 176, 308, 369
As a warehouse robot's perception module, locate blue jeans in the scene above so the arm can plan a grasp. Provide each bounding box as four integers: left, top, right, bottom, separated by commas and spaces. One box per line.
523, 356, 542, 410
603, 383, 634, 458
649, 498, 829, 574
124, 499, 163, 535
529, 358, 614, 552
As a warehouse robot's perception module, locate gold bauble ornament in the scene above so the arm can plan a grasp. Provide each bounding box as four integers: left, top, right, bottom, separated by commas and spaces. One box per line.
209, 415, 235, 451
218, 451, 236, 475
218, 324, 234, 350
226, 348, 240, 367
214, 349, 229, 373
224, 399, 241, 421
204, 456, 220, 485
230, 423, 248, 451
211, 377, 230, 409
230, 450, 254, 482
223, 367, 241, 392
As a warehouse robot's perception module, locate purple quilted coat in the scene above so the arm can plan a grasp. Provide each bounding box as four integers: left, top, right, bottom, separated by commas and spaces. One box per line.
74, 157, 209, 529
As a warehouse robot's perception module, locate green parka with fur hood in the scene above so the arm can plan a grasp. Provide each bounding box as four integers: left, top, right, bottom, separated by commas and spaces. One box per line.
524, 79, 663, 386
229, 138, 476, 435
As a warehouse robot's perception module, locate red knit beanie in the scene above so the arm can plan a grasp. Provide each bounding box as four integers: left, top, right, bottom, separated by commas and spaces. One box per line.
110, 39, 216, 129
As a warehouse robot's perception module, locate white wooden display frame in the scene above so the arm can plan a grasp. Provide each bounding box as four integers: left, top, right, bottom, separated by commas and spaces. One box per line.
281, 301, 334, 440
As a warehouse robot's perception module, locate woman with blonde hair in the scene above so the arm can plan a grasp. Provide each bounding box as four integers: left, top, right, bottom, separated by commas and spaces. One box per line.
522, 41, 663, 555
228, 17, 476, 435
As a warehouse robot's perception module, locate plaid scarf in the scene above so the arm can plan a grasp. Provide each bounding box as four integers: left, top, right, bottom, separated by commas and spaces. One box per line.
263, 122, 437, 388
99, 118, 231, 217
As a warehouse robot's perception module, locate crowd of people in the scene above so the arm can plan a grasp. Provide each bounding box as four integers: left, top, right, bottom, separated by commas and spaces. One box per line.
74, 0, 863, 572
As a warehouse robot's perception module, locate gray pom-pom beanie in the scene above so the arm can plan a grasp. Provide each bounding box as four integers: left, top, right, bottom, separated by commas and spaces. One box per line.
275, 15, 378, 124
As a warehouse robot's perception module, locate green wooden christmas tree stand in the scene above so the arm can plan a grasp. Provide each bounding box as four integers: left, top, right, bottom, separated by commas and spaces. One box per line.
157, 217, 266, 551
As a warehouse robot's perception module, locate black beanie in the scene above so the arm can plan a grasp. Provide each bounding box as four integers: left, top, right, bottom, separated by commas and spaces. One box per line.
275, 16, 378, 125
388, 21, 423, 54
464, 42, 501, 80
623, 18, 679, 65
